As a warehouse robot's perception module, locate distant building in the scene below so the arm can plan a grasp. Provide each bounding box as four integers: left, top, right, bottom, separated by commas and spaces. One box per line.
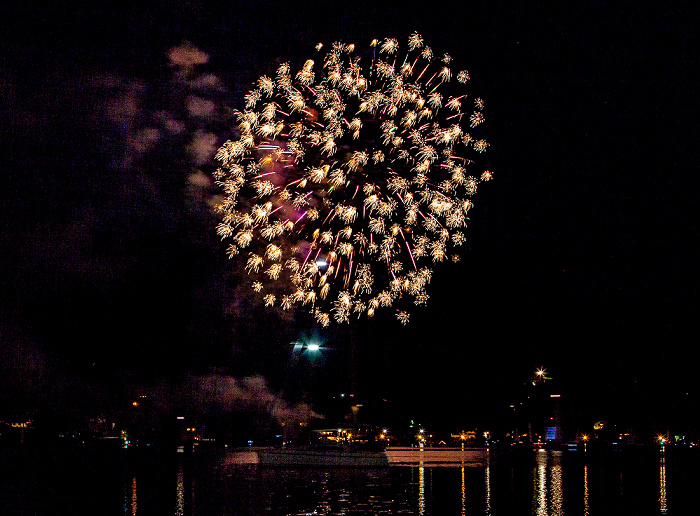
526, 369, 564, 444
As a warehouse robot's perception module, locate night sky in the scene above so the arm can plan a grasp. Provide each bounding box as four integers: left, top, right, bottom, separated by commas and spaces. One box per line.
1, 1, 697, 437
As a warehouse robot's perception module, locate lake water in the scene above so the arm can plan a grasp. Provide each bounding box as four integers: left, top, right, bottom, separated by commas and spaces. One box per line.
1, 445, 696, 515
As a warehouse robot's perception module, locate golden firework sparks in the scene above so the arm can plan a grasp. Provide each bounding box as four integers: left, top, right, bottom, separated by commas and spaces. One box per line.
214, 33, 493, 323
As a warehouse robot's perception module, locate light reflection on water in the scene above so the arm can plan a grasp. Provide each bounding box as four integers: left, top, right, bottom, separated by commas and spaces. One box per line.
533, 450, 564, 516
117, 449, 682, 515
124, 475, 137, 515
175, 461, 184, 516
535, 450, 547, 515
418, 466, 426, 515
659, 447, 668, 514
1, 445, 693, 515
131, 476, 138, 515
583, 463, 589, 516
125, 449, 681, 515
485, 453, 492, 515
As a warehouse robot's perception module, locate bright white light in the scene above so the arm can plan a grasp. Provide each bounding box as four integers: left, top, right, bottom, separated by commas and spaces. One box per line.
307, 343, 320, 352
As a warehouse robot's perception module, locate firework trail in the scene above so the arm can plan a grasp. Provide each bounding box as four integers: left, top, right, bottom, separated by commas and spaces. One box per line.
214, 33, 493, 326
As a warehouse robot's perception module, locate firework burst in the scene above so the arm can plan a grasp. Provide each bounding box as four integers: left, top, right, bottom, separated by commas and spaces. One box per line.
214, 33, 493, 326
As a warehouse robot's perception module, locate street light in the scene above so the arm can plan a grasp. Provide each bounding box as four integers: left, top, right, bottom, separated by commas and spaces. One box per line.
533, 367, 551, 385
581, 433, 589, 452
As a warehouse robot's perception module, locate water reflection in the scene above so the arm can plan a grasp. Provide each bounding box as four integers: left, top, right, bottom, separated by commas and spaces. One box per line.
124, 475, 137, 515
175, 461, 184, 516
535, 450, 547, 515
418, 466, 426, 515
319, 470, 333, 514
460, 466, 466, 516
550, 454, 563, 515
485, 452, 492, 515
101, 446, 697, 515
131, 476, 138, 515
5, 436, 699, 516
534, 449, 563, 516
659, 448, 668, 514
583, 464, 589, 516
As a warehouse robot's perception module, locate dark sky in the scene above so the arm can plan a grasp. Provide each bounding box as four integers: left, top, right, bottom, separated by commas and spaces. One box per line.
1, 1, 697, 435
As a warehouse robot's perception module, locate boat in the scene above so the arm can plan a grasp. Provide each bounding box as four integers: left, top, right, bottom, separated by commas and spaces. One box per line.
225, 446, 388, 467
386, 446, 491, 466
225, 446, 492, 467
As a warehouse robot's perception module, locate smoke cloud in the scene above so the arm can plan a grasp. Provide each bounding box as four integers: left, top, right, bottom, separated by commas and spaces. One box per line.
195, 373, 323, 428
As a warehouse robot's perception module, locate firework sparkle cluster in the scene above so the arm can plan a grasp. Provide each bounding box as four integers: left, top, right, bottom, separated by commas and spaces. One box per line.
214, 33, 493, 326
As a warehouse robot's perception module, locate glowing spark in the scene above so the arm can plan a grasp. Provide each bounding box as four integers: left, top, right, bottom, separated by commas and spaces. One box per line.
470, 112, 485, 127
214, 33, 493, 323
380, 38, 399, 55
